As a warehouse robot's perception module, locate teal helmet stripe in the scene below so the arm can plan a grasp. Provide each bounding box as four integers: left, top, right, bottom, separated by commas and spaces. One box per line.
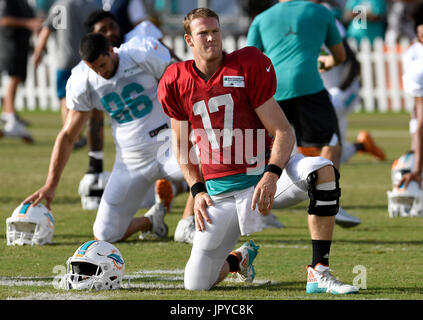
19, 203, 31, 214
78, 240, 97, 255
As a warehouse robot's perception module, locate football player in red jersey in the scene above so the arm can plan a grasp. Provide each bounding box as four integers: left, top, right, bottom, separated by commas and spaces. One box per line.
158, 8, 358, 294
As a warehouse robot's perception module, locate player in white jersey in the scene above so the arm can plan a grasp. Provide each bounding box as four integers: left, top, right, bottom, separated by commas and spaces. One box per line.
79, 10, 195, 243
401, 58, 423, 188
80, 10, 177, 191
323, 14, 385, 165
401, 14, 423, 149
22, 33, 185, 243
387, 9, 423, 216
402, 9, 423, 72
402, 40, 423, 72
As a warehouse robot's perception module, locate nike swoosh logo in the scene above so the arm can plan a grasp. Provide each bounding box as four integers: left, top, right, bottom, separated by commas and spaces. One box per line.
266, 65, 271, 72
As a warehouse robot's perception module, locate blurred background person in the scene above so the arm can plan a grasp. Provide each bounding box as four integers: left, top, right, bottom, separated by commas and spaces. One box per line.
95, 0, 148, 34
32, 0, 101, 149
0, 0, 42, 143
343, 0, 387, 46
385, 0, 421, 44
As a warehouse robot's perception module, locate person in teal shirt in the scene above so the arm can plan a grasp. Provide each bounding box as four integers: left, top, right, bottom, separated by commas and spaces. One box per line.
247, 0, 343, 102
247, 0, 362, 229
343, 0, 387, 45
246, 0, 345, 167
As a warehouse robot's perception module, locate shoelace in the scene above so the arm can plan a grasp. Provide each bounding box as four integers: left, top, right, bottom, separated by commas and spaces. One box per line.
232, 265, 251, 282
318, 269, 346, 291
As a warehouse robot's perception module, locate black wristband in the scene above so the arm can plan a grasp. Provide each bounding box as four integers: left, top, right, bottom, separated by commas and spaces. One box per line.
264, 164, 282, 177
191, 182, 207, 198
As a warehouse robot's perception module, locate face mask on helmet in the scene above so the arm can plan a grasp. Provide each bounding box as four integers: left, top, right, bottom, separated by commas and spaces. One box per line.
60, 240, 125, 290
387, 181, 423, 217
6, 203, 55, 246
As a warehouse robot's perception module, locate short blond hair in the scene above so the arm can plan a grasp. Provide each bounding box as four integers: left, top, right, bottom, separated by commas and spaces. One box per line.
183, 8, 220, 35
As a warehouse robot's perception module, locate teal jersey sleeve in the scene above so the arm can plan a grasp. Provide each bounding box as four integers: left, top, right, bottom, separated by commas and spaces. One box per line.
325, 13, 343, 47
246, 18, 264, 51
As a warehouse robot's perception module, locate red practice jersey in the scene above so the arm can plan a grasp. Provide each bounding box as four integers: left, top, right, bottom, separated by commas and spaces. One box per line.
158, 46, 277, 181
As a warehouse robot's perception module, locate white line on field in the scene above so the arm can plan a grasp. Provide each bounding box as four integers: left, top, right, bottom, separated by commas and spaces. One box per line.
0, 268, 273, 296
131, 269, 184, 274
0, 280, 53, 287
7, 292, 111, 300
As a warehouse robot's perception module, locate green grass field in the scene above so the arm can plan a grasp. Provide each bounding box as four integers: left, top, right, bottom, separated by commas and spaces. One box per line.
0, 110, 422, 301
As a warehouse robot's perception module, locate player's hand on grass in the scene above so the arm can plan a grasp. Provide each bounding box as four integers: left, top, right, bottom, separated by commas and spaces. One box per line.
22, 185, 55, 210
193, 192, 213, 231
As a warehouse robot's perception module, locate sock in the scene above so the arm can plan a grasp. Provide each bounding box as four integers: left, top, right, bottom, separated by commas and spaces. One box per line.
226, 253, 240, 272
311, 240, 332, 268
87, 151, 104, 173
1, 112, 15, 122
354, 142, 365, 151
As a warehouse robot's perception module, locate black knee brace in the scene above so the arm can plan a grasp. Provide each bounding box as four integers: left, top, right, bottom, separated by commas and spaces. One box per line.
307, 166, 341, 216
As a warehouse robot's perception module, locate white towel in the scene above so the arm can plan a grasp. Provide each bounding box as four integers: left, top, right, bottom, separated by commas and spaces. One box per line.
210, 186, 263, 236
234, 187, 263, 236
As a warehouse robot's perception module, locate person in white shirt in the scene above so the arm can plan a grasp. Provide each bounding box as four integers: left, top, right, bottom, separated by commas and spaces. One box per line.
77, 10, 195, 244
401, 58, 423, 188
402, 19, 423, 72
22, 33, 186, 243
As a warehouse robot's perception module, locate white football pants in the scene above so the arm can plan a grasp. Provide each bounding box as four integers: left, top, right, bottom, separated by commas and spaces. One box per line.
93, 145, 184, 242
184, 153, 332, 290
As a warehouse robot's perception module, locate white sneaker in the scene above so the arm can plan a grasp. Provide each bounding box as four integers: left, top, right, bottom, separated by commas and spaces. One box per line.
306, 263, 359, 294
1, 113, 30, 127
229, 240, 260, 283
3, 117, 33, 144
139, 203, 168, 240
260, 212, 284, 229
335, 207, 361, 228
174, 216, 195, 244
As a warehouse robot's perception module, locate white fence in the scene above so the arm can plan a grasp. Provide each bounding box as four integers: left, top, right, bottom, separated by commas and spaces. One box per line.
349, 37, 414, 113
0, 35, 415, 113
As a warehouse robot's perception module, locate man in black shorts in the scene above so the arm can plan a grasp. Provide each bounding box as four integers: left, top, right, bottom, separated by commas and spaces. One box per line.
280, 90, 341, 161
247, 0, 361, 228
0, 0, 41, 143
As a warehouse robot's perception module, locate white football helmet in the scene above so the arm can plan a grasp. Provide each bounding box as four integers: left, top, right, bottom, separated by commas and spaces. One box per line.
60, 240, 125, 290
78, 172, 111, 210
387, 151, 423, 217
6, 203, 54, 246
